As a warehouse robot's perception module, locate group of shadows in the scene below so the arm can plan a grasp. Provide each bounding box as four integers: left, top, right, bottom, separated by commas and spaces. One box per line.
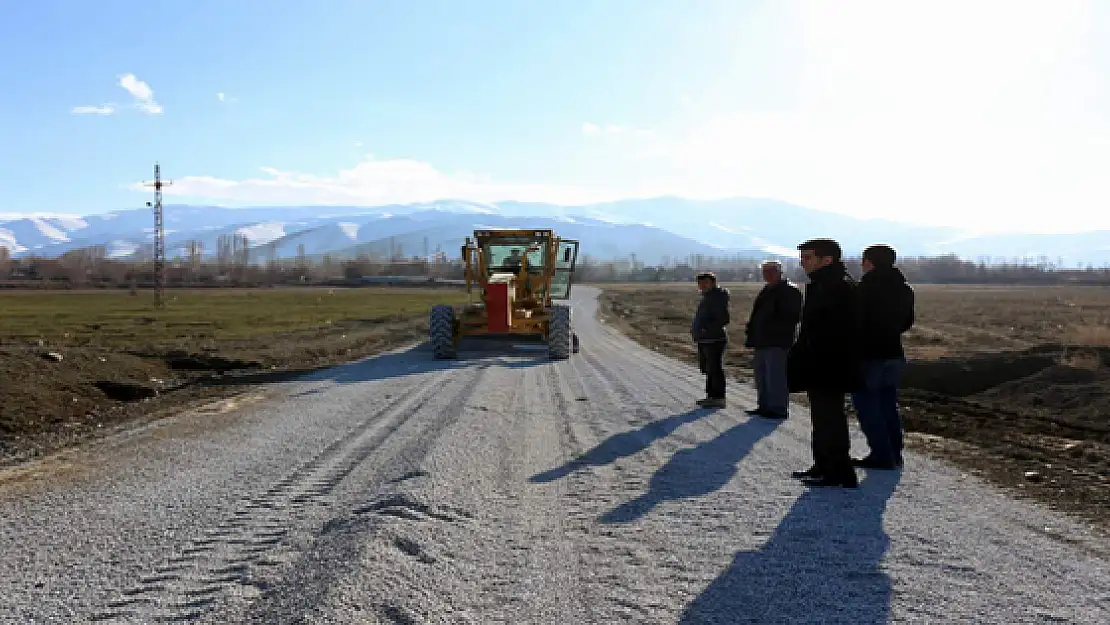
529, 408, 900, 624
284, 343, 899, 623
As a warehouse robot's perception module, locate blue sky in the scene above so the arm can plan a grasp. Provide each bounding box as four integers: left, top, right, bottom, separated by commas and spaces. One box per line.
2, 0, 1108, 233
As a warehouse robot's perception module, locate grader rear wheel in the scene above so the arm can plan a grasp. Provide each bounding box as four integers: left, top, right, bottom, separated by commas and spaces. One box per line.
548, 304, 572, 359
429, 305, 457, 359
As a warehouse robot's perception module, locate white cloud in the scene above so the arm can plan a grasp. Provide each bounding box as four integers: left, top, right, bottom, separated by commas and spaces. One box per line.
217, 92, 237, 103
118, 73, 163, 114
73, 74, 163, 116
71, 104, 116, 115
581, 122, 653, 139
128, 156, 626, 207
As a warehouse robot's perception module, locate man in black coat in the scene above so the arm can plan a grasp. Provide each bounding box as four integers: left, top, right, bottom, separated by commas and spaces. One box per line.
744, 260, 802, 419
787, 238, 862, 488
691, 271, 731, 408
851, 244, 915, 469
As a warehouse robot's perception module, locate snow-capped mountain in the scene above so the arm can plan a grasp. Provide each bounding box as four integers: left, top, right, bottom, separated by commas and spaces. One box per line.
0, 205, 740, 265
2, 198, 1108, 266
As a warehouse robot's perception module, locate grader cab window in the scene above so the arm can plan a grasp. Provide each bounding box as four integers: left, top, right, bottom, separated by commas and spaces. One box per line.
485, 242, 546, 274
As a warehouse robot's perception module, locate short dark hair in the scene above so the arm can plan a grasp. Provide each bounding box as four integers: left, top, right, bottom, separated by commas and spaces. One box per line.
797, 238, 842, 261
695, 271, 716, 282
863, 244, 896, 267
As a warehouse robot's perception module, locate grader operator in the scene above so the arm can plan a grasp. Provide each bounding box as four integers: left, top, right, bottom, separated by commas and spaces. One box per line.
428, 228, 580, 359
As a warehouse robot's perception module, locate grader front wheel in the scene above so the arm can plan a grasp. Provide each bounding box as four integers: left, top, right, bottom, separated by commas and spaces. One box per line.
429, 305, 457, 359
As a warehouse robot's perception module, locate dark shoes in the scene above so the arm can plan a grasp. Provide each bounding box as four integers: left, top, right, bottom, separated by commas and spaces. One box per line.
696, 397, 726, 408
791, 456, 900, 489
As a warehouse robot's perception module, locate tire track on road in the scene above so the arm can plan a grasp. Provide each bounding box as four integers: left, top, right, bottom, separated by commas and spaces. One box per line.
216, 360, 494, 624
88, 364, 484, 623
234, 357, 563, 623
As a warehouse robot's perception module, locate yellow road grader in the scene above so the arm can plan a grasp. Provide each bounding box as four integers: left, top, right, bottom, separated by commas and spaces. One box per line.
429, 228, 580, 359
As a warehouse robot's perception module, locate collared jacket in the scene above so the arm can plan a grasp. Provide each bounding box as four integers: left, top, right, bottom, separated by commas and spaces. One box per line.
744, 279, 803, 349
691, 286, 731, 343
786, 262, 863, 393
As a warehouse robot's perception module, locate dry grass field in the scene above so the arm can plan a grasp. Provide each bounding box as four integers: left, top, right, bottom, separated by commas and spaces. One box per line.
0, 287, 468, 461
599, 282, 1110, 530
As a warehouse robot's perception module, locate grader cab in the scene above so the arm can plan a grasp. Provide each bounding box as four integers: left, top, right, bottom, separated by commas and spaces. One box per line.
428, 228, 580, 359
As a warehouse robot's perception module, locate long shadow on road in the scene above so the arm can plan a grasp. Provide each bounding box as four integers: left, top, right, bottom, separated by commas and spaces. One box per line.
678, 470, 901, 624
599, 417, 785, 524
529, 409, 714, 484
189, 343, 553, 396
309, 345, 551, 385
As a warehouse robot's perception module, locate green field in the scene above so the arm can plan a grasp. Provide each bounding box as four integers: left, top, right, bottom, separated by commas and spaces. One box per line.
0, 287, 469, 351
0, 287, 469, 458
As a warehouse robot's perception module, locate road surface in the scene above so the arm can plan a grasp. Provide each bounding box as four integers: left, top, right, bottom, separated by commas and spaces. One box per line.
0, 286, 1107, 624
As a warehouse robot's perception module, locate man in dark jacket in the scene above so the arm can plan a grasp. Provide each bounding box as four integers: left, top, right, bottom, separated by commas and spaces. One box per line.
787, 238, 862, 488
691, 271, 730, 408
744, 260, 802, 419
851, 244, 915, 469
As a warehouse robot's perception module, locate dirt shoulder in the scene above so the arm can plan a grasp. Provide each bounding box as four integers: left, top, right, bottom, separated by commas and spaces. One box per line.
598, 282, 1110, 535
0, 286, 467, 466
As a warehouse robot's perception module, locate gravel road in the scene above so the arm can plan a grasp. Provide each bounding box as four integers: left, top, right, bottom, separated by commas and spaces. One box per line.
1, 286, 1108, 624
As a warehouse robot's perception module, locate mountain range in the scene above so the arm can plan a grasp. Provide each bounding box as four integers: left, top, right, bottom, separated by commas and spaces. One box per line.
1, 197, 1107, 267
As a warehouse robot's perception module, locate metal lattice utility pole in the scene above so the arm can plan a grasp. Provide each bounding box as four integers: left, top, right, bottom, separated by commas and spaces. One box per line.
143, 163, 172, 307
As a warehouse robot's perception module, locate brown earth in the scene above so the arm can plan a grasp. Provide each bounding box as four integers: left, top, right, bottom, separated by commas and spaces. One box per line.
0, 286, 468, 465
598, 282, 1110, 533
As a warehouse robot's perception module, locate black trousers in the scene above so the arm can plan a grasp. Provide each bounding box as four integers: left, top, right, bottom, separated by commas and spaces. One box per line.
697, 341, 727, 399
806, 389, 855, 479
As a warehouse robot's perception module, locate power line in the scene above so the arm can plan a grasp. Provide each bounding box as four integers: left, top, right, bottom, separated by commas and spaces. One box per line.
143, 163, 172, 307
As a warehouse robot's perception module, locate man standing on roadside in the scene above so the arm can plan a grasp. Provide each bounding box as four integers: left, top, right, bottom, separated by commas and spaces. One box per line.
744, 260, 802, 419
852, 244, 915, 469
692, 271, 730, 409
787, 238, 862, 488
